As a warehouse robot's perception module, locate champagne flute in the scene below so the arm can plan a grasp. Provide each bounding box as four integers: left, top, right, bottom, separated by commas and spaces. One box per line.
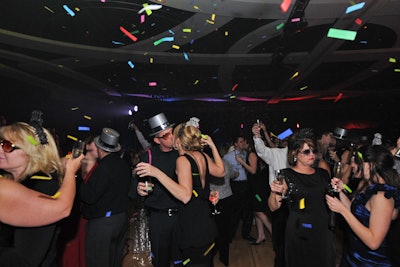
332, 162, 343, 192
209, 190, 220, 215
275, 170, 288, 199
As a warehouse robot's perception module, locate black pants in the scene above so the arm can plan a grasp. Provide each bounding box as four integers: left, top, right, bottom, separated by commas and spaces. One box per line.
271, 203, 289, 267
230, 181, 253, 240
85, 212, 127, 267
148, 210, 182, 267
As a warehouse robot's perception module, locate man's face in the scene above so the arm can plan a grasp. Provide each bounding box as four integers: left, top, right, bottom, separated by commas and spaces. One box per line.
154, 128, 174, 151
234, 137, 247, 151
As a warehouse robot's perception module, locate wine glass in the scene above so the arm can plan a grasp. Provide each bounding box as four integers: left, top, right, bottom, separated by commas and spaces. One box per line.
209, 190, 220, 215
275, 170, 288, 200
72, 140, 85, 158
332, 162, 343, 193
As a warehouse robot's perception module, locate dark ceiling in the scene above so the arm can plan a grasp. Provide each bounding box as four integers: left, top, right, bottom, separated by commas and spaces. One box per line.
1, 0, 400, 145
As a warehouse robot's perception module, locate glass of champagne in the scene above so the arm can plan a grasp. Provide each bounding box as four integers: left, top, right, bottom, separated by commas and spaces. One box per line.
275, 170, 288, 200
209, 190, 220, 215
332, 162, 343, 192
72, 140, 85, 158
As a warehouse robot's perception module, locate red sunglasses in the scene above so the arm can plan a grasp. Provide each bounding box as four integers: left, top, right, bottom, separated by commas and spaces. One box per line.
156, 131, 173, 140
0, 139, 20, 153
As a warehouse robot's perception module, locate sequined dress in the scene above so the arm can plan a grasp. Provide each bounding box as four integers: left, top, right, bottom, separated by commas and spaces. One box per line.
341, 184, 400, 267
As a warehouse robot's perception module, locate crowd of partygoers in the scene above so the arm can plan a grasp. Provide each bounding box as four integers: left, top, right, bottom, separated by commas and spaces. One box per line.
0, 111, 399, 267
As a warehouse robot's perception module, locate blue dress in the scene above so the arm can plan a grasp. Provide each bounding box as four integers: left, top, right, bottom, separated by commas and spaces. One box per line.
341, 184, 400, 267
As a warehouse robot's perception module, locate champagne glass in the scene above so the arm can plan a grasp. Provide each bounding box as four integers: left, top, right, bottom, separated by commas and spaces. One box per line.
275, 170, 288, 200
332, 162, 343, 193
72, 140, 85, 158
209, 190, 220, 215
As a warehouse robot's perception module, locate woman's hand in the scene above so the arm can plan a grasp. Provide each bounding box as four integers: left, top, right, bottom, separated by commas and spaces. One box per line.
325, 194, 347, 214
200, 134, 215, 148
252, 123, 261, 137
136, 162, 159, 179
235, 154, 245, 165
331, 177, 343, 192
270, 179, 285, 196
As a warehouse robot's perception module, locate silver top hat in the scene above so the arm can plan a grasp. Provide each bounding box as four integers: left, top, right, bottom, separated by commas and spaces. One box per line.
148, 113, 174, 136
94, 128, 121, 152
333, 127, 348, 140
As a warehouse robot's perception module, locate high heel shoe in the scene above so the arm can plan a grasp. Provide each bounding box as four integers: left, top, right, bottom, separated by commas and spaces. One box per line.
249, 238, 266, 245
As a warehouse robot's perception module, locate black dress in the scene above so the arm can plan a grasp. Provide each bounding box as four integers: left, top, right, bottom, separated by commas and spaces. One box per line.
282, 168, 335, 267
176, 153, 217, 266
247, 157, 269, 212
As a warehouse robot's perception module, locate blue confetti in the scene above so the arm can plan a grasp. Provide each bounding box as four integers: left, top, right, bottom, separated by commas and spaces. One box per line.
112, 41, 125, 45
183, 52, 190, 61
105, 211, 112, 217
301, 223, 312, 229
173, 260, 183, 265
345, 2, 366, 14
63, 5, 76, 17
128, 61, 135, 69
168, 29, 175, 35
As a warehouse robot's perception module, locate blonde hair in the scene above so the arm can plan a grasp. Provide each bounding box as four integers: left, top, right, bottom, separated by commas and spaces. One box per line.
0, 122, 64, 182
173, 122, 203, 151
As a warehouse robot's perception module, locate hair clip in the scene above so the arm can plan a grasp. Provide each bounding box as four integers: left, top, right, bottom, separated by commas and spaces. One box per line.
29, 110, 48, 145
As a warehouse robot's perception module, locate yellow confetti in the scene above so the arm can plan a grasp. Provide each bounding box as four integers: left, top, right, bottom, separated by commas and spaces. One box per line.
203, 242, 215, 256
84, 115, 92, 120
211, 14, 216, 21
290, 71, 299, 80
172, 44, 180, 50
44, 6, 54, 13
142, 3, 152, 16
300, 85, 308, 90
283, 117, 288, 122
206, 20, 215, 25
182, 28, 192, 33
67, 135, 78, 141
299, 198, 305, 209
194, 80, 199, 85
389, 57, 396, 63
193, 5, 199, 10
75, 7, 80, 11
192, 190, 198, 197
150, 57, 154, 63
71, 107, 79, 111
51, 191, 61, 199
27, 135, 39, 145
225, 31, 229, 36
395, 68, 400, 72
183, 258, 191, 265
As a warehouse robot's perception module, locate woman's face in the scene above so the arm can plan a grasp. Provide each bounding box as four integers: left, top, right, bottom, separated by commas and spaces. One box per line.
296, 143, 316, 166
0, 138, 29, 180
362, 162, 371, 181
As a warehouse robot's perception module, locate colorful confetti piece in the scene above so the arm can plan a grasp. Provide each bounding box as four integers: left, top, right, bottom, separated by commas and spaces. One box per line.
343, 184, 352, 193
345, 2, 365, 14
63, 5, 75, 16
51, 191, 61, 199
138, 4, 162, 15
27, 135, 39, 145
149, 82, 157, 87
355, 18, 362, 25
183, 52, 190, 61
183, 258, 191, 265
192, 190, 198, 197
120, 26, 138, 42
280, 0, 292, 13
153, 36, 174, 46
84, 115, 92, 120
299, 198, 305, 209
203, 242, 215, 256
128, 61, 135, 69
231, 83, 239, 91
389, 57, 396, 63
276, 22, 285, 30
277, 128, 293, 140
67, 135, 78, 141
327, 28, 357, 41
255, 194, 262, 202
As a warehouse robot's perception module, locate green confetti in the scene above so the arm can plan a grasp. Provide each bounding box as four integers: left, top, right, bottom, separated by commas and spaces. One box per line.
255, 194, 262, 202
327, 28, 357, 41
343, 184, 353, 193
27, 135, 39, 145
388, 57, 396, 63
276, 22, 285, 30
183, 258, 191, 265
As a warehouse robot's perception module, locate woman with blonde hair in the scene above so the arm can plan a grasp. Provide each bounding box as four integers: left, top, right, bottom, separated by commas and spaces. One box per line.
136, 119, 225, 266
0, 120, 82, 266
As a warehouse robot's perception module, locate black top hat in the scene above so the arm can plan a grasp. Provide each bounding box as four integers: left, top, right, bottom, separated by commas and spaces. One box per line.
148, 113, 175, 137
94, 128, 121, 152
333, 127, 348, 140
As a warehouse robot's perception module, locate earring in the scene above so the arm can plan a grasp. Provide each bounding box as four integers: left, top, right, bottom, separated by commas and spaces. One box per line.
294, 157, 297, 162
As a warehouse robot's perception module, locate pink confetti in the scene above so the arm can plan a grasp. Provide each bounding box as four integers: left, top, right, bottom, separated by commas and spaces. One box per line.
334, 92, 343, 103
231, 83, 239, 91
355, 18, 362, 25
149, 82, 157, 87
280, 0, 292, 13
291, 17, 300, 23
140, 14, 145, 24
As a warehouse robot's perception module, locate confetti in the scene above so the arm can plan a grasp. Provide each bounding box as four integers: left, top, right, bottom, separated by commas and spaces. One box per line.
203, 242, 215, 256
355, 18, 362, 25
255, 194, 262, 202
173, 260, 183, 265
343, 184, 353, 193
137, 4, 163, 15
327, 28, 357, 41
299, 198, 305, 209
201, 134, 207, 139
44, 6, 54, 13
140, 14, 145, 23
172, 44, 180, 49
182, 28, 192, 33
277, 128, 293, 140
334, 92, 343, 103
105, 211, 112, 217
357, 151, 363, 160
150, 58, 154, 63
193, 5, 199, 10
283, 117, 288, 122
276, 22, 285, 30
206, 20, 215, 25
345, 2, 365, 14
128, 61, 135, 69
211, 13, 216, 21
183, 52, 190, 61
290, 71, 299, 80
169, 29, 175, 35
183, 258, 191, 265
280, 0, 292, 13
389, 57, 396, 63
194, 79, 199, 85
231, 83, 239, 91
67, 135, 78, 141
225, 31, 229, 36
192, 190, 198, 197
51, 191, 61, 199
301, 223, 312, 228
112, 41, 125, 45
84, 115, 92, 120
120, 26, 138, 42
63, 5, 76, 16
153, 36, 174, 46
149, 82, 157, 87
394, 69, 400, 72
71, 107, 79, 110
291, 17, 301, 23
27, 135, 39, 145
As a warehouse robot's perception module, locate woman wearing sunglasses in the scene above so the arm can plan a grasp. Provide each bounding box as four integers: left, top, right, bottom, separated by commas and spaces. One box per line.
268, 130, 335, 267
326, 145, 400, 266
0, 122, 82, 266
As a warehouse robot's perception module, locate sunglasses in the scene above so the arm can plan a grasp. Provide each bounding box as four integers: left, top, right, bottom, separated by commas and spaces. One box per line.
0, 139, 20, 153
299, 148, 318, 155
156, 131, 173, 140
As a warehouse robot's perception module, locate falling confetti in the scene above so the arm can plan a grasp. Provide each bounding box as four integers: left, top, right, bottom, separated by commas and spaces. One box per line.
327, 28, 357, 41
255, 194, 262, 202
153, 36, 174, 46
231, 83, 239, 91
389, 57, 396, 63
280, 0, 292, 13
137, 4, 163, 15
84, 115, 92, 120
343, 184, 353, 193
182, 28, 192, 33
334, 92, 343, 102
44, 6, 54, 13
183, 52, 190, 61
128, 61, 135, 69
345, 2, 365, 14
301, 223, 312, 228
172, 44, 180, 49
277, 128, 293, 140
27, 136, 39, 145
120, 26, 138, 42
67, 135, 78, 141
299, 198, 305, 209
355, 18, 362, 25
51, 191, 61, 199
290, 71, 299, 80
149, 82, 157, 87
192, 190, 198, 197
63, 5, 76, 16
203, 242, 215, 256
183, 258, 191, 265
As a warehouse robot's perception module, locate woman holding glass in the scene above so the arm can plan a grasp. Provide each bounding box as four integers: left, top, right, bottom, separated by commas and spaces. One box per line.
268, 131, 335, 267
136, 120, 225, 266
326, 145, 400, 266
